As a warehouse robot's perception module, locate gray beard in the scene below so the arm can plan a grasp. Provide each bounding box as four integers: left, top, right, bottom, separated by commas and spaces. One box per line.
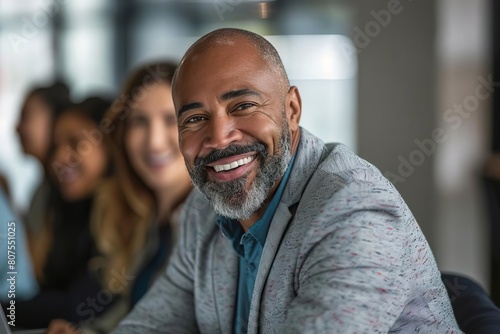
189, 123, 292, 221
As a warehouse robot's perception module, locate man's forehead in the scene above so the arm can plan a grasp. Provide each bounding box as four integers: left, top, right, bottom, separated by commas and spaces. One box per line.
176, 46, 267, 89
189, 34, 254, 57
177, 63, 270, 92
184, 39, 260, 70
173, 35, 279, 107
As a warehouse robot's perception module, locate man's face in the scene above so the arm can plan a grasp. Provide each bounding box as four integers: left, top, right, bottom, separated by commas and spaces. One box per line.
173, 38, 301, 220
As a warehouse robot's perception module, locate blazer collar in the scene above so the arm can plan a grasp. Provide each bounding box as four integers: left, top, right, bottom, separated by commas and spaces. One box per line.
247, 128, 328, 334
281, 127, 329, 208
212, 230, 239, 333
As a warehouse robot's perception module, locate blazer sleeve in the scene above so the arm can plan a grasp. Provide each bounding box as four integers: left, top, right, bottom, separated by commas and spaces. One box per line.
283, 208, 408, 333
281, 170, 453, 333
111, 199, 200, 334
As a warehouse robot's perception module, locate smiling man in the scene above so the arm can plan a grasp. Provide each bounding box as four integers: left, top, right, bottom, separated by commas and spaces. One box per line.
113, 28, 460, 333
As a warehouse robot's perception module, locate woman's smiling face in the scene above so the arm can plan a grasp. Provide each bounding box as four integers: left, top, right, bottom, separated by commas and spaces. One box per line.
125, 83, 189, 193
51, 110, 108, 201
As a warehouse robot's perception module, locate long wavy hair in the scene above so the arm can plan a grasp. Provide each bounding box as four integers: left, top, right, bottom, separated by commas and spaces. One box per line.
91, 62, 178, 292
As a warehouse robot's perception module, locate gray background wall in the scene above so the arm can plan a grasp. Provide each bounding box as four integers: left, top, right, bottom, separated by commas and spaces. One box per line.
354, 0, 490, 288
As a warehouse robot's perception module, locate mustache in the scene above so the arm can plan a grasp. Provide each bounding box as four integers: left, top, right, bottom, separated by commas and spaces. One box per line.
194, 142, 267, 167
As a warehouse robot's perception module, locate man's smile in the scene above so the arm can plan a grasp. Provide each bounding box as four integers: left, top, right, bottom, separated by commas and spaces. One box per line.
207, 153, 256, 172
205, 152, 258, 182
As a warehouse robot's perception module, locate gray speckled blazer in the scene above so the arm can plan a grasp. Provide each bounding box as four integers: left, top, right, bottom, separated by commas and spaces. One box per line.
113, 128, 461, 334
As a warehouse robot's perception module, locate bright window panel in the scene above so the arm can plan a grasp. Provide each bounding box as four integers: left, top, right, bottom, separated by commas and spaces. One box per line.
0, 26, 54, 210
267, 35, 357, 150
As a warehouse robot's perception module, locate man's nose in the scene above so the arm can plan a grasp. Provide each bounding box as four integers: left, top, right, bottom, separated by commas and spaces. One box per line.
203, 113, 242, 150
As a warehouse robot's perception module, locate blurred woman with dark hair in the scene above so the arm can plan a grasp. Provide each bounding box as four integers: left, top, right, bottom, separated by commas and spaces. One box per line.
10, 97, 114, 329
47, 62, 192, 333
17, 82, 71, 164
16, 82, 72, 281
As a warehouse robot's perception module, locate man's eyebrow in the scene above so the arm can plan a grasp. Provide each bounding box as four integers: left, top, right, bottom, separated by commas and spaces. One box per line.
177, 89, 260, 116
178, 102, 203, 117
221, 89, 261, 101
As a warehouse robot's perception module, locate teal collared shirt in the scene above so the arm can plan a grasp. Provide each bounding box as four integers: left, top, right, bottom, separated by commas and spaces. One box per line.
216, 154, 296, 334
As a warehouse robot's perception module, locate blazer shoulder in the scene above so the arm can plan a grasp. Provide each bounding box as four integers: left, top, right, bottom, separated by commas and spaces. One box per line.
303, 143, 410, 220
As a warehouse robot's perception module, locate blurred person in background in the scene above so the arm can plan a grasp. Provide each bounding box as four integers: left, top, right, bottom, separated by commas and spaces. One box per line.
6, 97, 114, 329
0, 186, 39, 303
15, 82, 72, 281
17, 82, 71, 169
46, 62, 192, 333
0, 175, 11, 200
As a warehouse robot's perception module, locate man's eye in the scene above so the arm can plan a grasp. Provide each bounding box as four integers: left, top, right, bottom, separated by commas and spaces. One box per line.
235, 103, 255, 111
186, 116, 206, 123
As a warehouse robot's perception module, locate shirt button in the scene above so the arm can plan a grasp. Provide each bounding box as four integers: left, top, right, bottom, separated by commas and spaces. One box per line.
248, 263, 256, 272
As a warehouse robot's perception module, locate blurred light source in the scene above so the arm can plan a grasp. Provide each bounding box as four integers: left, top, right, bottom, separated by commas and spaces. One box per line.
259, 2, 269, 19
266, 35, 357, 80
180, 0, 276, 2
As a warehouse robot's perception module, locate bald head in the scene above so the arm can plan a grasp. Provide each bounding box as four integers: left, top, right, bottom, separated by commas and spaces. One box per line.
173, 28, 290, 96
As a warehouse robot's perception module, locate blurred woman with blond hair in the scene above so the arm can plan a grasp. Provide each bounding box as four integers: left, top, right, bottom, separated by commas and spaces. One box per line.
47, 61, 192, 333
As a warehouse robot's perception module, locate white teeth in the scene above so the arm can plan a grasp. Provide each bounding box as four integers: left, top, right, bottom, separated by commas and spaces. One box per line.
213, 156, 254, 172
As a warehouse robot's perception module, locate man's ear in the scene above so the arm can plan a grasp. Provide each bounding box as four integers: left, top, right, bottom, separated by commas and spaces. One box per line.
286, 86, 302, 132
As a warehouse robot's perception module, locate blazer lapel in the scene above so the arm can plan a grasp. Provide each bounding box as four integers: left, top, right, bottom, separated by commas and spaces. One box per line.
246, 128, 329, 333
247, 202, 293, 334
212, 232, 239, 333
